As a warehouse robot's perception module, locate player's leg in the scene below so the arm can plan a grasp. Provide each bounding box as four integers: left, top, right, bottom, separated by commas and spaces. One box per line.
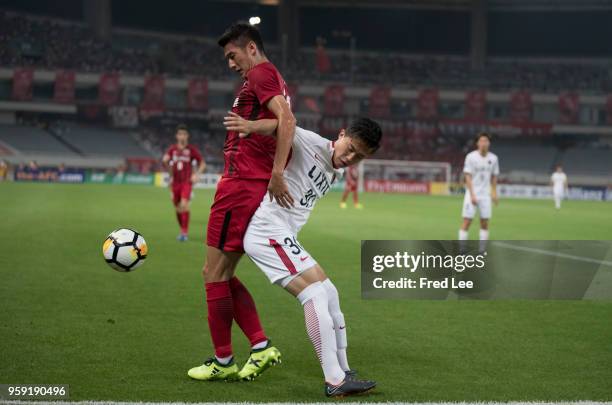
459, 195, 475, 240
229, 276, 268, 349
177, 183, 193, 239
554, 192, 562, 209
198, 178, 277, 381
172, 184, 184, 238
292, 264, 351, 372
284, 270, 375, 397
177, 199, 190, 241
340, 188, 350, 208
478, 198, 492, 252
353, 187, 363, 209
187, 246, 242, 381
243, 230, 374, 395
478, 197, 491, 241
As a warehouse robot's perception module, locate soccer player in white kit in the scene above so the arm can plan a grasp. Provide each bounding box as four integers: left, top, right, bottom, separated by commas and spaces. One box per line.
224, 114, 382, 397
551, 165, 568, 209
458, 133, 499, 242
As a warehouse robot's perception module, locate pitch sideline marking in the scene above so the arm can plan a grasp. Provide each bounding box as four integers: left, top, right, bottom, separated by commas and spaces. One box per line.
492, 241, 612, 268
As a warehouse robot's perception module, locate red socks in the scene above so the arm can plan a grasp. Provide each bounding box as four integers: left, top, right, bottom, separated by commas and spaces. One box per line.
176, 211, 190, 234
181, 211, 190, 234
205, 281, 234, 358
204, 278, 268, 358
229, 277, 267, 346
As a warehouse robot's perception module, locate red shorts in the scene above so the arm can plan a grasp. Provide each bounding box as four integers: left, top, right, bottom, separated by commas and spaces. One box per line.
207, 177, 269, 252
172, 182, 193, 205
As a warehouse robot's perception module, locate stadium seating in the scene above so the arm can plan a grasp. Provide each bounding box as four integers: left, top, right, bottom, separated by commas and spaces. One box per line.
560, 148, 612, 176
492, 143, 558, 174
1, 12, 609, 92
0, 124, 77, 155
54, 125, 152, 157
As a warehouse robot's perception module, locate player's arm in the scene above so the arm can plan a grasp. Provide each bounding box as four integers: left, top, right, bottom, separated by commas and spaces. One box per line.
491, 175, 498, 205
191, 148, 206, 183
223, 112, 278, 136
464, 173, 477, 204
162, 151, 173, 187
266, 94, 296, 209
162, 152, 170, 168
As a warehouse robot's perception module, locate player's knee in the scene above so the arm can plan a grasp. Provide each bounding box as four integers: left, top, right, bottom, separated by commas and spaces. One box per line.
322, 278, 339, 301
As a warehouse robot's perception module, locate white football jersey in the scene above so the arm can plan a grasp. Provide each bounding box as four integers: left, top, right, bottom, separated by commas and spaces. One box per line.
463, 150, 499, 198
551, 172, 567, 193
250, 126, 343, 234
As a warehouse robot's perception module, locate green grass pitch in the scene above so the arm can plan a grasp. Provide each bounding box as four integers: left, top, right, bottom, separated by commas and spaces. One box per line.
1, 182, 611, 402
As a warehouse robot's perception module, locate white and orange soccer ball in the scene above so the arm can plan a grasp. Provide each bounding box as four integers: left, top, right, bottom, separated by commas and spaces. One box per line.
102, 228, 148, 272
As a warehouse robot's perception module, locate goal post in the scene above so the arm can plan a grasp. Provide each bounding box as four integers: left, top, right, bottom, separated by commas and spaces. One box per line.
357, 159, 451, 195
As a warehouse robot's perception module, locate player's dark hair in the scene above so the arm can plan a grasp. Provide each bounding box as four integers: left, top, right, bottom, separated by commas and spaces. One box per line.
347, 118, 382, 152
217, 22, 265, 53
176, 124, 189, 134
475, 132, 491, 144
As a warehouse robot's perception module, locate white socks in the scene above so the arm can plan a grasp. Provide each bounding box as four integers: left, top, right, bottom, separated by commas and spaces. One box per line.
252, 340, 268, 350
479, 229, 489, 240
321, 279, 350, 372
297, 282, 345, 385
459, 229, 489, 240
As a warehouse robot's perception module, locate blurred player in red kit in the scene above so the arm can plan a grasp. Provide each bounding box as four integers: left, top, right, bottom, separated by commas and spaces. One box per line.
187, 22, 296, 381
340, 164, 362, 209
162, 124, 206, 241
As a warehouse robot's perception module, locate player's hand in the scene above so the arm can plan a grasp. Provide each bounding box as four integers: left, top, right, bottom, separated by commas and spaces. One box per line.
471, 194, 478, 205
268, 171, 294, 209
223, 112, 251, 138
191, 173, 198, 184
492, 193, 499, 206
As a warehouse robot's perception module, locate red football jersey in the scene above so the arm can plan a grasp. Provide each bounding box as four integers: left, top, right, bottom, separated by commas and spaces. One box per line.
164, 144, 203, 184
224, 61, 290, 179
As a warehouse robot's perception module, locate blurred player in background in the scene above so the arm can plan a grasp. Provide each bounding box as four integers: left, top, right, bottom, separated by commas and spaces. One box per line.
459, 133, 499, 243
339, 164, 362, 209
162, 124, 205, 242
0, 159, 8, 181
232, 117, 381, 397
551, 165, 568, 209
188, 22, 295, 382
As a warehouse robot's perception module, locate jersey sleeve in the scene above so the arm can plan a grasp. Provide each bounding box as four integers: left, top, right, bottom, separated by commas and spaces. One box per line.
190, 146, 203, 164
248, 66, 284, 107
492, 156, 500, 176
463, 154, 474, 175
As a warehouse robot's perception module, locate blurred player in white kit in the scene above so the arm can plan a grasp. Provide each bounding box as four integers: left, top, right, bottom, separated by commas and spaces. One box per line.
551, 165, 568, 209
458, 133, 499, 242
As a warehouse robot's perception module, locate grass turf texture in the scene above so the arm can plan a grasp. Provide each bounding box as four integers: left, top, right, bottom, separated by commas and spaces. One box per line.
1, 182, 611, 402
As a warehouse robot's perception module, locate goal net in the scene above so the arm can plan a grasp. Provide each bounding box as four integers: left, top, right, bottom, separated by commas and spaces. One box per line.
357, 159, 451, 195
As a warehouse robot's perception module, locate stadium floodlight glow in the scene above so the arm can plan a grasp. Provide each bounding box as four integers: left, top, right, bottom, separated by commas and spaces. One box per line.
249, 16, 261, 25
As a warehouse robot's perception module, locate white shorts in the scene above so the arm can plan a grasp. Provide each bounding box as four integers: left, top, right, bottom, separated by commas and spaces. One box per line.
244, 219, 317, 288
462, 195, 492, 220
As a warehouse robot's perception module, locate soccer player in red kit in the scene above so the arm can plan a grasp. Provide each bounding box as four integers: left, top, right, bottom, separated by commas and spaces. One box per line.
162, 124, 206, 241
187, 22, 296, 381
339, 164, 362, 209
